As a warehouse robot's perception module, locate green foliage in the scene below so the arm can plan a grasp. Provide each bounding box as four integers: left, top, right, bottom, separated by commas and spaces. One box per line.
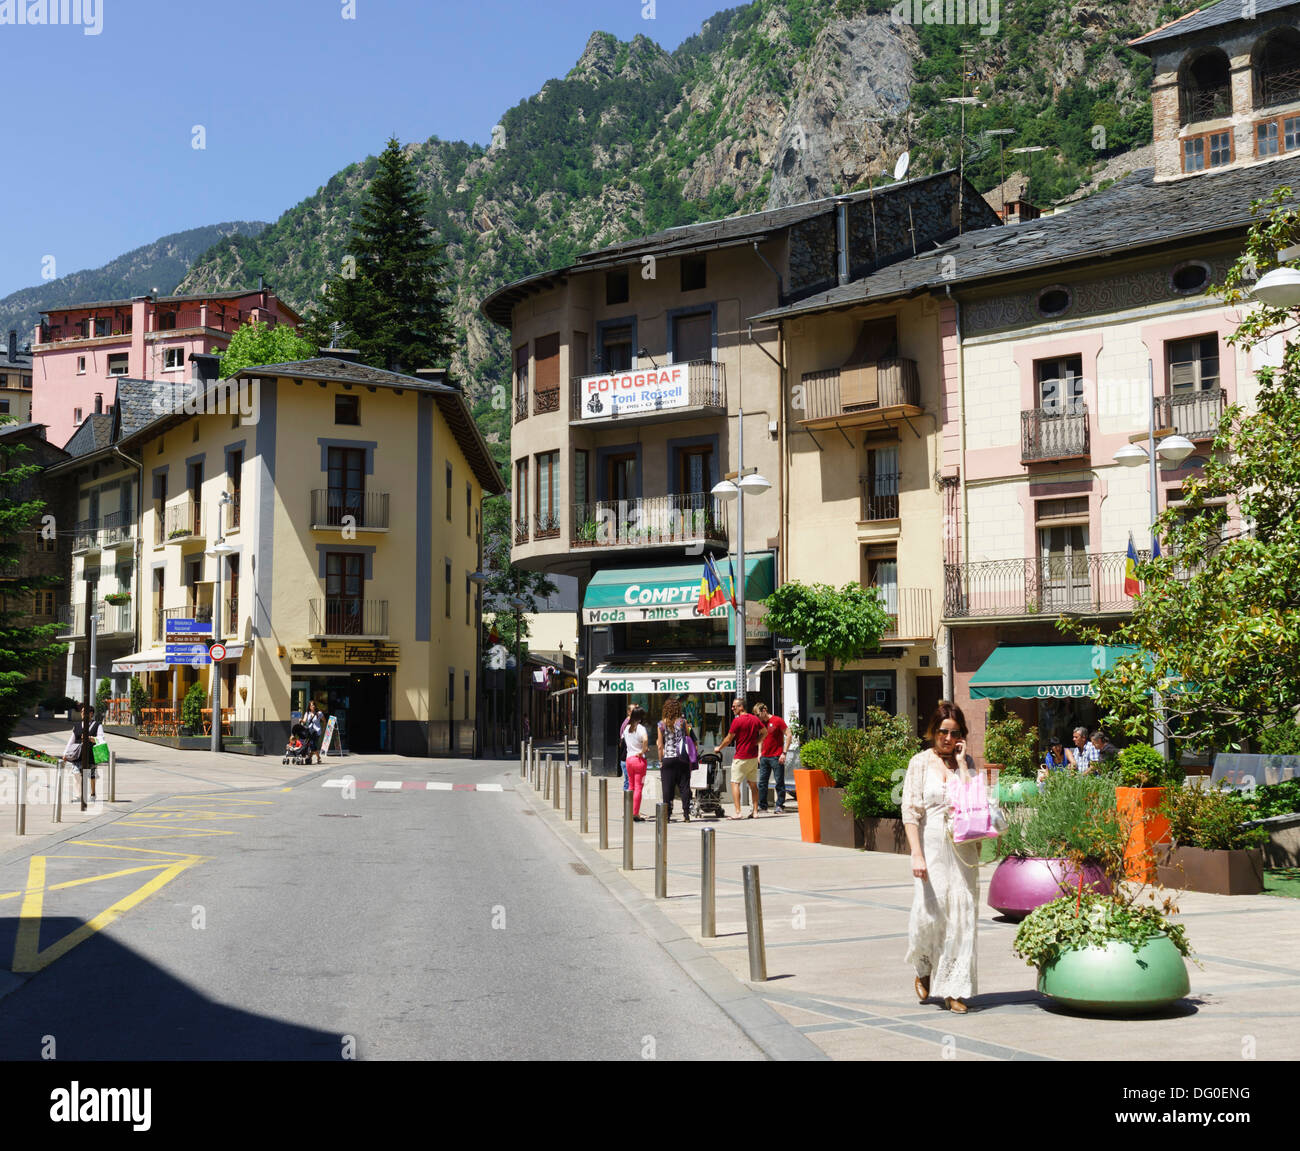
1259, 721, 1300, 756
802, 709, 918, 817
844, 749, 910, 819
1012, 890, 1192, 971
996, 770, 1124, 864
129, 677, 148, 724
95, 677, 111, 720
1161, 782, 1267, 851
219, 319, 317, 378
181, 681, 207, 736
1117, 743, 1180, 789
1237, 778, 1300, 820
982, 700, 1040, 778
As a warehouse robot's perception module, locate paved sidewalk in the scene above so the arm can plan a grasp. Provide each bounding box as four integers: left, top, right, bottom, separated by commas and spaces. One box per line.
518, 759, 1300, 1061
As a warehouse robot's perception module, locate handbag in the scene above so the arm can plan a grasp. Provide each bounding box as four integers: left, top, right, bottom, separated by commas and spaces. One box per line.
946, 766, 1005, 842
92, 741, 110, 765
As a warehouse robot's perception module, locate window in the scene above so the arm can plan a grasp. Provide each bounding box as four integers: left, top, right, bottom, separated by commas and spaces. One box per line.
107, 353, 129, 376
1182, 131, 1232, 172
94, 317, 111, 337
514, 345, 529, 417
228, 449, 243, 529
1036, 287, 1072, 318
865, 547, 898, 622
1171, 262, 1211, 294
335, 394, 360, 425
1182, 136, 1205, 172
863, 445, 900, 520
192, 421, 200, 442
604, 452, 637, 502
536, 451, 559, 538
465, 671, 470, 720
0, 400, 8, 415
1035, 356, 1084, 413
573, 450, 589, 508
1255, 112, 1300, 156
515, 458, 529, 543
599, 324, 634, 372
681, 253, 707, 292
445, 558, 452, 619
325, 553, 364, 634
1168, 336, 1219, 391
1167, 486, 1228, 551
188, 462, 204, 534
534, 333, 560, 413
446, 461, 453, 521
34, 590, 55, 617
672, 311, 712, 364
1258, 119, 1280, 156
1036, 497, 1090, 611
326, 447, 365, 525
1209, 130, 1232, 166
466, 573, 472, 625
606, 268, 629, 305
164, 348, 184, 370
158, 311, 177, 331
38, 533, 56, 553
1179, 48, 1232, 125
74, 407, 83, 425
677, 444, 714, 495
1288, 116, 1300, 151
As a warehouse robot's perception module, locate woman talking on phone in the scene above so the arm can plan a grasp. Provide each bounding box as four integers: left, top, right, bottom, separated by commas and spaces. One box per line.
902, 701, 982, 1014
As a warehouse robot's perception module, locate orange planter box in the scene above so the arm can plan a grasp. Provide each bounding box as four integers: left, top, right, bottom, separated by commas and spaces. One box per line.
794, 768, 835, 843
1117, 786, 1171, 882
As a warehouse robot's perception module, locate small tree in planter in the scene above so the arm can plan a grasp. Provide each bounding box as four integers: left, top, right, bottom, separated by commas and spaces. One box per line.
129, 676, 148, 726
95, 676, 111, 720
181, 681, 207, 736
983, 700, 1040, 801
1157, 782, 1268, 895
1114, 742, 1184, 881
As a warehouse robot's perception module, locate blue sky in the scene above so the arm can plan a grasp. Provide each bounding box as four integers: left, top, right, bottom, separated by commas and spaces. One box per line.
0, 0, 726, 298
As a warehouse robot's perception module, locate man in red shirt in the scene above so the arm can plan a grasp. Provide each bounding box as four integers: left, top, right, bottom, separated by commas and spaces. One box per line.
755, 703, 789, 813
717, 696, 766, 819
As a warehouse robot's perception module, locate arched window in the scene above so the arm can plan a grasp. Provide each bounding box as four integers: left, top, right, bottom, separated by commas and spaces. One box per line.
1179, 48, 1233, 125
1253, 27, 1300, 108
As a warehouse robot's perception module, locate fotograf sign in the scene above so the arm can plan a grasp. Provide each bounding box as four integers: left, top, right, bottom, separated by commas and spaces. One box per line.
578, 364, 688, 419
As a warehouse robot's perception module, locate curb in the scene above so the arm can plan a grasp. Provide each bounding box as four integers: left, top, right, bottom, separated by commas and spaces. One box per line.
514, 768, 828, 1062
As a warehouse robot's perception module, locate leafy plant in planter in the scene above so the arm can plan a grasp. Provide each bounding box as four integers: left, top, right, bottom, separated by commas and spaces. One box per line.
843, 750, 909, 819
181, 681, 207, 735
95, 677, 111, 720
575, 520, 601, 544
1161, 783, 1267, 851
1013, 889, 1192, 970
1118, 743, 1181, 788
983, 699, 1040, 779
104, 592, 131, 606
168, 528, 192, 540
129, 676, 148, 726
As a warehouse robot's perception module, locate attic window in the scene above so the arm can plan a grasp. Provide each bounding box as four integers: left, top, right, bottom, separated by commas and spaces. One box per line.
606, 269, 629, 306
681, 254, 706, 292
1036, 286, 1072, 318
1170, 262, 1211, 294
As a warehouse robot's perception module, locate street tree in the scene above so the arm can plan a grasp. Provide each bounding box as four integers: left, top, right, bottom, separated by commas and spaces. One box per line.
0, 428, 68, 743
1070, 186, 1300, 752
218, 319, 317, 378
763, 581, 891, 730
311, 137, 456, 374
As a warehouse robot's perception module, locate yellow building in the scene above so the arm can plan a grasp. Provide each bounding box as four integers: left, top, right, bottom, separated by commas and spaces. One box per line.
108, 352, 503, 756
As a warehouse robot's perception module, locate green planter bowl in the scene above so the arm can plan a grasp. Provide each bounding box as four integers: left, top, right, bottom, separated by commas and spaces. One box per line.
1037, 935, 1189, 1015
998, 778, 1039, 805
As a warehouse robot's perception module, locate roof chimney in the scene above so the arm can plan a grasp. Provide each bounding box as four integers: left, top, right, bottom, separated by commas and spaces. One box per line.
835, 198, 852, 287
415, 367, 456, 390
325, 348, 362, 364
7, 330, 16, 363
190, 352, 220, 385
94, 393, 103, 415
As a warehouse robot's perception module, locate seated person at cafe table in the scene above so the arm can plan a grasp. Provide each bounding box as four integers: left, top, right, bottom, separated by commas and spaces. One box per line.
1036, 735, 1069, 783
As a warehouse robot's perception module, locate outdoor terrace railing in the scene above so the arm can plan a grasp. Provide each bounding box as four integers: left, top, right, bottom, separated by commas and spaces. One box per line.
534, 387, 560, 415
798, 358, 920, 422
534, 510, 561, 541
1021, 406, 1089, 462
308, 598, 389, 638
163, 498, 200, 541
1154, 387, 1225, 441
569, 359, 726, 420
1257, 66, 1300, 108
310, 489, 390, 530
157, 604, 213, 641
72, 519, 99, 552
944, 549, 1157, 619
58, 600, 131, 636
100, 510, 135, 546
860, 472, 901, 521
876, 586, 934, 641
514, 392, 528, 423
570, 492, 728, 549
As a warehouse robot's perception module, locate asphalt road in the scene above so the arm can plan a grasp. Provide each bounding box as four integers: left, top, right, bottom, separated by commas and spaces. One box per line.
0, 758, 763, 1061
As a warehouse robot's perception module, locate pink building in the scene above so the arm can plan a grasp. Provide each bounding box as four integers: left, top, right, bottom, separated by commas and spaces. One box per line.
32, 287, 302, 448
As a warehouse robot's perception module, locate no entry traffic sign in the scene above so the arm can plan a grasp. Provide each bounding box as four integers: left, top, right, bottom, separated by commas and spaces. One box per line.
210, 643, 227, 662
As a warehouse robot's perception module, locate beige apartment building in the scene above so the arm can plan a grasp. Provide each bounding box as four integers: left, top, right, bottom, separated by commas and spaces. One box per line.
484, 174, 996, 767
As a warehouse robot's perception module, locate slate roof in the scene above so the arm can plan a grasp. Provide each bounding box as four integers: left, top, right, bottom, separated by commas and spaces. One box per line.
61, 414, 114, 457
481, 170, 987, 326
113, 376, 167, 439
1130, 0, 1300, 50
751, 153, 1300, 322
0, 347, 31, 371
0, 421, 47, 441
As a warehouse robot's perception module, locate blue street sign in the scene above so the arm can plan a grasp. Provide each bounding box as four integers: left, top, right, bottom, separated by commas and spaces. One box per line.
165, 644, 210, 655
165, 654, 211, 666
165, 619, 212, 635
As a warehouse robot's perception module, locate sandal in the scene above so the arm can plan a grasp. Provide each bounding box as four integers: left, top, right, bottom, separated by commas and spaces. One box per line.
914, 976, 930, 1003
945, 997, 969, 1014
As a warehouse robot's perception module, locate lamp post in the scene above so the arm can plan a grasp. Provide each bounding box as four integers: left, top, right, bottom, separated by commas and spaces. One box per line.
711, 408, 771, 706
469, 570, 489, 758
1113, 360, 1195, 757
206, 493, 235, 754
508, 593, 528, 754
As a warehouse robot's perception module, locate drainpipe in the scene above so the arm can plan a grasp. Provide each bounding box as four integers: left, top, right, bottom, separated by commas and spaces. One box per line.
836, 199, 851, 286
109, 445, 144, 672
942, 283, 967, 707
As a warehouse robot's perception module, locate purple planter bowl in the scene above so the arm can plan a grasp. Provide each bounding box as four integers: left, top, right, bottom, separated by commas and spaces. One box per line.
987, 856, 1112, 921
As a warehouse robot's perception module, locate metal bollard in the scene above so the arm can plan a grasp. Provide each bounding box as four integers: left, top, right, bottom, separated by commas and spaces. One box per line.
53, 764, 63, 825
551, 760, 560, 811
701, 827, 716, 938
565, 761, 573, 821
599, 777, 609, 849
543, 753, 552, 800
519, 742, 525, 777
16, 762, 27, 835
580, 770, 589, 833
622, 789, 634, 870
654, 803, 668, 899
107, 748, 116, 804
742, 864, 767, 982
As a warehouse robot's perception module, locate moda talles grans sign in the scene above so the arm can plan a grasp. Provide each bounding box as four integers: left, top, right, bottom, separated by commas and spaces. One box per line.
582, 579, 728, 625
579, 365, 688, 419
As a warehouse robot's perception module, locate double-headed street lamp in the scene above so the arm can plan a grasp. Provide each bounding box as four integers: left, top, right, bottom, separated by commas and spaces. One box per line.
508, 593, 529, 752
206, 492, 235, 754
711, 408, 771, 706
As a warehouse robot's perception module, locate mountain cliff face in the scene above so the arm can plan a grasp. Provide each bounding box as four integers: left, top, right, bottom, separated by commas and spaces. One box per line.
174, 0, 1199, 467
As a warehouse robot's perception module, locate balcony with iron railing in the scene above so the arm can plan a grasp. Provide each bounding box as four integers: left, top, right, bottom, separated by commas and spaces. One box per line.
156, 604, 214, 643
58, 600, 132, 638
875, 586, 934, 642
943, 549, 1170, 621
515, 517, 530, 545
569, 360, 727, 425
1021, 406, 1090, 463
570, 493, 728, 550
310, 489, 391, 531
161, 498, 202, 544
1181, 84, 1233, 124
100, 510, 136, 547
1154, 388, 1225, 442
226, 497, 242, 532
798, 359, 921, 427
534, 509, 561, 541
72, 519, 100, 553
514, 392, 528, 424
308, 598, 389, 639
534, 387, 560, 416
1256, 66, 1300, 108
860, 472, 901, 521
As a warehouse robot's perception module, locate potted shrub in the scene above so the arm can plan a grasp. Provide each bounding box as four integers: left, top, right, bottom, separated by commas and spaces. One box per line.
181, 681, 207, 735
1115, 743, 1182, 881
983, 700, 1040, 805
104, 591, 131, 606
839, 708, 920, 853
129, 676, 148, 726
807, 726, 870, 848
794, 737, 836, 843
1157, 782, 1267, 895
988, 770, 1120, 920
1013, 888, 1192, 1015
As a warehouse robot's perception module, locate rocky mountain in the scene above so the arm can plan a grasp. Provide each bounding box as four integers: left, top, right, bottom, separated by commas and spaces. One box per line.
174, 0, 1196, 469
0, 222, 268, 346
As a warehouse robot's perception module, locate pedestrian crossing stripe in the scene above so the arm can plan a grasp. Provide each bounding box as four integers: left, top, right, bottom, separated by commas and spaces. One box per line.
321, 780, 504, 792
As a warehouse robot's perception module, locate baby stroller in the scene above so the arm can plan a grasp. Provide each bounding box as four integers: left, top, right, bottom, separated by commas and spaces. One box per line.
283, 722, 310, 765
690, 751, 728, 820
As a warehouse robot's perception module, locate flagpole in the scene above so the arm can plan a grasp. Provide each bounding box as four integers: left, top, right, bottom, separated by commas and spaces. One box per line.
1146, 358, 1167, 761
735, 406, 747, 705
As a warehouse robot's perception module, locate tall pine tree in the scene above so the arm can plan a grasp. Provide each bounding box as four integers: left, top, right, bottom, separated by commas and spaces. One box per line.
314, 137, 456, 374
0, 430, 68, 743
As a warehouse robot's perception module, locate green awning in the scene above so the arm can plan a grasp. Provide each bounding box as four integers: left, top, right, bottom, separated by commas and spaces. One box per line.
582, 554, 775, 625
969, 644, 1142, 700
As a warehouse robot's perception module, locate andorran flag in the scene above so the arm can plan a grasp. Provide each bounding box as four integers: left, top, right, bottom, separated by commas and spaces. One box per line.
1123, 533, 1140, 598
698, 554, 727, 616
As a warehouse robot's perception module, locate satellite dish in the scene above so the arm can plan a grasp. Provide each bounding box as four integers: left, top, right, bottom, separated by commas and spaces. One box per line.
893, 152, 910, 182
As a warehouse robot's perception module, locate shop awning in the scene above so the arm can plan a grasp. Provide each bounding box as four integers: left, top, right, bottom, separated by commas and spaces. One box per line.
111, 650, 170, 673
969, 644, 1143, 700
588, 659, 776, 694
582, 554, 775, 625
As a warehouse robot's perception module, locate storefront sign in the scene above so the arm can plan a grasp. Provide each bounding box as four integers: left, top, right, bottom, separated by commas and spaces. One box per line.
295, 642, 400, 664
578, 364, 688, 419
588, 664, 769, 694
582, 601, 729, 625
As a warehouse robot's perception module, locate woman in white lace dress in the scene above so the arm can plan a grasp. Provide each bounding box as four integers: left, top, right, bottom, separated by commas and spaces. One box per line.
902, 701, 981, 1013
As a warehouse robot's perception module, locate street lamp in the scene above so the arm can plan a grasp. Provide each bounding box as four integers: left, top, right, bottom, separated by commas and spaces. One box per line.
206, 496, 235, 754
1249, 243, 1300, 307
469, 569, 489, 757
711, 409, 771, 709
508, 593, 529, 753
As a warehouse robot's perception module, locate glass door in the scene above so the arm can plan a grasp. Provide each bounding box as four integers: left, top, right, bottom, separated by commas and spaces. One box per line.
1038, 525, 1090, 611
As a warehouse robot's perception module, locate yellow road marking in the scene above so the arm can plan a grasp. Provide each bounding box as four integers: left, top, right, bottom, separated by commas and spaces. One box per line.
0, 864, 179, 902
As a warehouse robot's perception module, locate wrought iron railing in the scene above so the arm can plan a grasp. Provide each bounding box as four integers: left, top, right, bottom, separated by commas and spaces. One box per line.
157, 604, 213, 642
944, 550, 1157, 619
227, 498, 242, 531
534, 388, 560, 415
860, 471, 901, 521
515, 517, 530, 545
534, 509, 561, 540
875, 586, 934, 641
72, 519, 99, 552
308, 598, 388, 638
1257, 66, 1300, 108
1021, 407, 1089, 461
569, 359, 727, 420
101, 510, 135, 546
163, 499, 200, 541
1182, 85, 1233, 123
570, 493, 728, 548
310, 489, 390, 530
798, 358, 920, 422
58, 600, 131, 636
1154, 387, 1225, 441
514, 392, 528, 423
